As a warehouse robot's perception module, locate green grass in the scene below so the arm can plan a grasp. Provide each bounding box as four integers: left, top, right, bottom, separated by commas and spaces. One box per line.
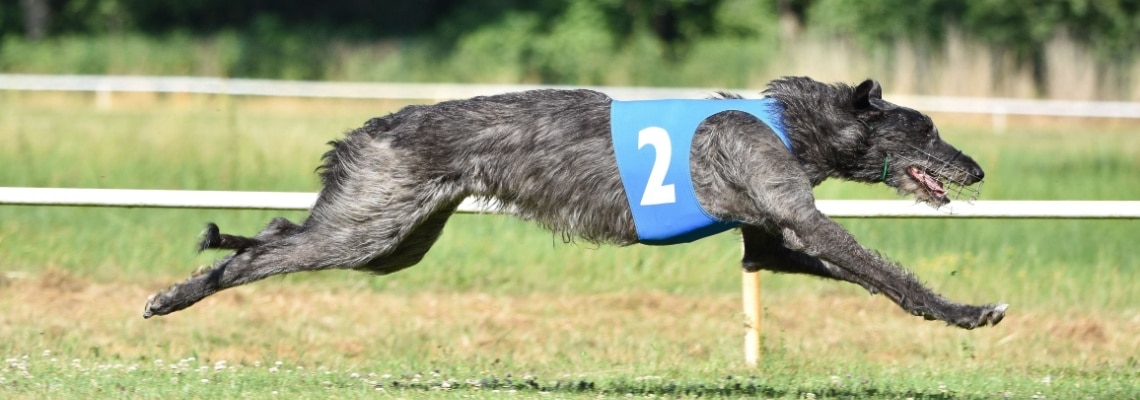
1, 93, 1138, 398
4, 354, 1136, 398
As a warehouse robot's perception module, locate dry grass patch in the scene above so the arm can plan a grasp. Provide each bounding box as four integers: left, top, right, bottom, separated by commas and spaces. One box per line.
3, 269, 1137, 374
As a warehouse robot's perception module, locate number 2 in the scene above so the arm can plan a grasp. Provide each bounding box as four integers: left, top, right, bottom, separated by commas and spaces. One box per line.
637, 127, 676, 206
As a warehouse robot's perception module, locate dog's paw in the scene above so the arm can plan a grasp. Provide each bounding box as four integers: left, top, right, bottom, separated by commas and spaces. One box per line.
984, 303, 1009, 326
142, 285, 183, 319
952, 303, 1008, 330
197, 223, 222, 253
142, 290, 167, 319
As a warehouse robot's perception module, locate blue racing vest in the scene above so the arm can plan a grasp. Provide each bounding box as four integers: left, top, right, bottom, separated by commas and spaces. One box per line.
610, 98, 792, 245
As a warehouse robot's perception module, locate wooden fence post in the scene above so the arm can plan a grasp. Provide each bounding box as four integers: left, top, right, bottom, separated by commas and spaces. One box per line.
742, 270, 762, 366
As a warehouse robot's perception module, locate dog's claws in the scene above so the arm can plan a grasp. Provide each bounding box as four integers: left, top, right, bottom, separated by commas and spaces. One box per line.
987, 303, 1009, 326
931, 302, 1009, 329
143, 285, 183, 319
142, 293, 159, 319
953, 302, 1007, 329
190, 264, 214, 278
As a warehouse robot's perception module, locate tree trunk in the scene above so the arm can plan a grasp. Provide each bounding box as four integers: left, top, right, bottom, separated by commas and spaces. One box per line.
20, 0, 50, 41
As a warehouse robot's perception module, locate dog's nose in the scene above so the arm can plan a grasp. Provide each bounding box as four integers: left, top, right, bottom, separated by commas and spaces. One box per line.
971, 166, 985, 181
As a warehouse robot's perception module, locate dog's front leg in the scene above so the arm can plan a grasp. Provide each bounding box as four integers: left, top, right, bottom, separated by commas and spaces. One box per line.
740, 224, 878, 294
771, 206, 1006, 329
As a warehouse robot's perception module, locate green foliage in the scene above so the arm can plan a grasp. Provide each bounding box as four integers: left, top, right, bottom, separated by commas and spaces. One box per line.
57, 0, 130, 34
229, 15, 329, 80
806, 0, 1140, 89
964, 0, 1140, 64
0, 0, 783, 84
808, 0, 962, 45
0, 32, 237, 75
3, 0, 1139, 96
714, 0, 782, 39
0, 2, 22, 35
447, 12, 540, 82
347, 0, 784, 85
532, 1, 617, 83
810, 0, 1140, 61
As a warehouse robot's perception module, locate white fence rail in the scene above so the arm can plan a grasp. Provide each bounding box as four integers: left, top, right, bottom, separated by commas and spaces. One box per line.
3, 74, 1140, 119
2, 188, 1137, 219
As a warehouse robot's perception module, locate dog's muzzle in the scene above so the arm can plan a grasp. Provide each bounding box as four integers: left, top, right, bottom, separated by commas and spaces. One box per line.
892, 148, 984, 205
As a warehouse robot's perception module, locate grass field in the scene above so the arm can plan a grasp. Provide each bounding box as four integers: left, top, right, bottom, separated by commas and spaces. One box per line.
1, 92, 1138, 398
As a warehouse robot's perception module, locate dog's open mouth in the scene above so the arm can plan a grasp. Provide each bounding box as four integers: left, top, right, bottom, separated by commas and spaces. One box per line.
907, 166, 948, 202
891, 149, 984, 208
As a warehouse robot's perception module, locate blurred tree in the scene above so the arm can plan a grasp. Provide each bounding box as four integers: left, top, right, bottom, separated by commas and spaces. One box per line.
807, 0, 965, 46
19, 0, 50, 40
5, 0, 1135, 56
1, 0, 1136, 89
122, 0, 455, 38
531, 1, 615, 83
806, 0, 1140, 92
56, 0, 129, 34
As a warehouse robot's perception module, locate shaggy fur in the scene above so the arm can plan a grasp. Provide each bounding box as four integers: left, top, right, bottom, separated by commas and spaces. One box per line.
144, 77, 1006, 330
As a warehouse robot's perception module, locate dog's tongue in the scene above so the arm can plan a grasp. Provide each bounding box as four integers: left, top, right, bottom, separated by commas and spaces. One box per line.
908, 167, 947, 198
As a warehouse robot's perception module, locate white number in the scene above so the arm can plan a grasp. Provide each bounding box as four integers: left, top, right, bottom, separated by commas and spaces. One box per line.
637, 127, 676, 206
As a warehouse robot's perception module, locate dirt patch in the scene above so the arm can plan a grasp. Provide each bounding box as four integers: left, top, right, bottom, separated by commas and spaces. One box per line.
34, 267, 89, 292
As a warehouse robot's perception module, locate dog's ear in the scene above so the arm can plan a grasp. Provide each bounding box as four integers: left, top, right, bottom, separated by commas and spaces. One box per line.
852, 79, 882, 110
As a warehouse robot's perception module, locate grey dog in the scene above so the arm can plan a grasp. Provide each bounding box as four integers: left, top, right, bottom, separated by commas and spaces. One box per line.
143, 76, 1007, 330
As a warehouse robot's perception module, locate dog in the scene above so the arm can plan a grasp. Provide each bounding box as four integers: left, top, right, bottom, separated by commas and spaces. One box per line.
143, 77, 1006, 330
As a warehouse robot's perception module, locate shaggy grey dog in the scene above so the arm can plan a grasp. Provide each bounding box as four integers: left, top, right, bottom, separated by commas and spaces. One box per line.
144, 77, 1006, 330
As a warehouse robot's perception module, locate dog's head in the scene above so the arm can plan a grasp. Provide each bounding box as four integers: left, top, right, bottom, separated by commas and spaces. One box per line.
847, 80, 985, 207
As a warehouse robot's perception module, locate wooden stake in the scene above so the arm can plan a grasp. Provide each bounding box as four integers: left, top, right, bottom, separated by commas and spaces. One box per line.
742, 270, 762, 366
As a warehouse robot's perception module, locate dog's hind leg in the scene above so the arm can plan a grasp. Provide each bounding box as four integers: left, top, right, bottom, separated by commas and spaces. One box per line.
143, 188, 463, 318
189, 218, 305, 277
197, 218, 303, 252
196, 223, 258, 252
353, 204, 459, 275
